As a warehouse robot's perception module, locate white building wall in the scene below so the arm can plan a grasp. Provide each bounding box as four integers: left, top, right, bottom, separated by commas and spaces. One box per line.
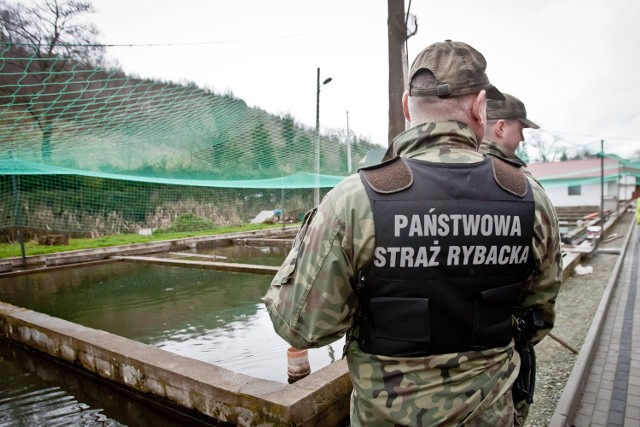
542, 177, 636, 208
619, 176, 637, 201
543, 184, 601, 207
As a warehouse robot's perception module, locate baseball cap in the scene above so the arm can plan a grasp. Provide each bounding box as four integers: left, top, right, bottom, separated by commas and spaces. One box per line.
407, 40, 505, 100
487, 93, 540, 129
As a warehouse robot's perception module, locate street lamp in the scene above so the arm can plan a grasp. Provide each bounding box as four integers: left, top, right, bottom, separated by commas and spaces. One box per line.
315, 67, 332, 206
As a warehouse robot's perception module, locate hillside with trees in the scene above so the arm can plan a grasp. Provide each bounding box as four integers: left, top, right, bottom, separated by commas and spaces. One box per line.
0, 0, 379, 178
0, 0, 381, 240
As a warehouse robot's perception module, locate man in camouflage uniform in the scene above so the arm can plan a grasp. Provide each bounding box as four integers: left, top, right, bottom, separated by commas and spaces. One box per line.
481, 93, 539, 182
481, 93, 547, 426
265, 40, 562, 426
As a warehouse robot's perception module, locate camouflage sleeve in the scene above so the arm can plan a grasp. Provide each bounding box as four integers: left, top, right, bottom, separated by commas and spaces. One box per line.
264, 182, 360, 349
525, 179, 563, 344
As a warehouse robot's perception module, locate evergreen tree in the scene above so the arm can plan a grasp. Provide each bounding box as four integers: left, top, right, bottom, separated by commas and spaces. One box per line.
251, 121, 275, 175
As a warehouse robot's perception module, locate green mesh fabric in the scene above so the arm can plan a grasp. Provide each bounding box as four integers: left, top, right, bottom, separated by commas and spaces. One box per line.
0, 42, 377, 236
2, 42, 638, 238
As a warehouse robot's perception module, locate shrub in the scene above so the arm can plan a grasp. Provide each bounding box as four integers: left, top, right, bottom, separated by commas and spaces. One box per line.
154, 213, 216, 234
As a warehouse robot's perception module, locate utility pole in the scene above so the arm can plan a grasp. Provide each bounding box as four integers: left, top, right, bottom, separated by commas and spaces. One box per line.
387, 0, 407, 144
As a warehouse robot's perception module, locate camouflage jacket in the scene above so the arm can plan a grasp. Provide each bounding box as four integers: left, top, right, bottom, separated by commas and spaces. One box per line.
265, 121, 563, 426
480, 139, 539, 184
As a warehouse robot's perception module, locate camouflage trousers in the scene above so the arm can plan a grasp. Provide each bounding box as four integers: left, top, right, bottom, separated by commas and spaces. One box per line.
347, 343, 520, 426
349, 388, 516, 426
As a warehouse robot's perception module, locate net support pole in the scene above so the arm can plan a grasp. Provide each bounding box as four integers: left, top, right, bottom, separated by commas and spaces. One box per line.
346, 110, 352, 175
281, 187, 285, 230
11, 175, 26, 265
597, 140, 604, 253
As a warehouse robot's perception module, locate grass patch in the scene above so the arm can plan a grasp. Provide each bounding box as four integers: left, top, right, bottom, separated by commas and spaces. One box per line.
0, 223, 284, 259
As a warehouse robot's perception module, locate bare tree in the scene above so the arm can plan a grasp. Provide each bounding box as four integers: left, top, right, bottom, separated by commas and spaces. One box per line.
523, 130, 563, 163
0, 0, 103, 160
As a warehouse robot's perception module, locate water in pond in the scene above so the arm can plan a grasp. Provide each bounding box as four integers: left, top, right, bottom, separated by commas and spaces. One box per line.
0, 245, 343, 383
0, 338, 214, 426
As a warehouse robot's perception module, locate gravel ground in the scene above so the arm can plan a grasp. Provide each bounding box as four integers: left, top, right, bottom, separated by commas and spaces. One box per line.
524, 210, 634, 426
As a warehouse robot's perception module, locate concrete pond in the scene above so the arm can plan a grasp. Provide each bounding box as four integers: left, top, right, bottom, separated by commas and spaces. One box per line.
0, 229, 352, 426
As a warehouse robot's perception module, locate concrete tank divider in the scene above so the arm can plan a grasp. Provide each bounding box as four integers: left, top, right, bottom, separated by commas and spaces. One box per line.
4, 226, 299, 269
45, 242, 175, 266
111, 255, 281, 275
0, 301, 352, 426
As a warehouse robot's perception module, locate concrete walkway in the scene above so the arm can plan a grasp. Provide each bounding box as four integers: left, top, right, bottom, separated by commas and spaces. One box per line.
550, 222, 639, 426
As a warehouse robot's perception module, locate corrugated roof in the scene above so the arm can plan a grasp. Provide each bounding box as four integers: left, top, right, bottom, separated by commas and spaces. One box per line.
528, 156, 640, 186
528, 158, 621, 180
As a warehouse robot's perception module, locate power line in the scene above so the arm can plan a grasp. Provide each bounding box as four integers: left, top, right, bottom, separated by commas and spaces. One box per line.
3, 18, 385, 48
109, 19, 385, 48
546, 129, 640, 143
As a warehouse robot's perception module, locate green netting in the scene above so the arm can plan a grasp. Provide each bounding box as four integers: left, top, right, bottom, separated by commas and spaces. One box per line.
0, 41, 380, 240
2, 38, 637, 243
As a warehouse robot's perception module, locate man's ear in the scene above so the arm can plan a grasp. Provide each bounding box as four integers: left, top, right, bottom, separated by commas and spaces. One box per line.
471, 90, 487, 128
495, 119, 506, 137
402, 90, 411, 123
470, 90, 487, 142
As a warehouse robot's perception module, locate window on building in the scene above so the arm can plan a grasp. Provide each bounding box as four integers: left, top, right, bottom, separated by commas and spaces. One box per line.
568, 185, 581, 196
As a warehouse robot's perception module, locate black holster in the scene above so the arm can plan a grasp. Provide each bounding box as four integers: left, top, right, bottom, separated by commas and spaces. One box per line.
513, 341, 536, 404
512, 309, 543, 404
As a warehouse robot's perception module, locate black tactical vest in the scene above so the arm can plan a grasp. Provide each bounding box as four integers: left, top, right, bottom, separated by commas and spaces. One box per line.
356, 155, 535, 357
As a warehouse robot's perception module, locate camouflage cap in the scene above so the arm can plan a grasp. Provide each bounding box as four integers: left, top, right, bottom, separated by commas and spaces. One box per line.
487, 93, 540, 129
407, 40, 505, 100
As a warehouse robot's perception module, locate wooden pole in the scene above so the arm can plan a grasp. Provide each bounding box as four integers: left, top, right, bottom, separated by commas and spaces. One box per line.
548, 332, 579, 354
387, 0, 406, 144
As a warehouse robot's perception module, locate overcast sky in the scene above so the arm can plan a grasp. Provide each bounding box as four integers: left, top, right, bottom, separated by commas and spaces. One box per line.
86, 0, 640, 160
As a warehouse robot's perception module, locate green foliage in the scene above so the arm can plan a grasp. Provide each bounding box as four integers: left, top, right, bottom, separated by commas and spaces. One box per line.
0, 223, 281, 258
251, 121, 276, 175
154, 213, 216, 234
281, 114, 296, 147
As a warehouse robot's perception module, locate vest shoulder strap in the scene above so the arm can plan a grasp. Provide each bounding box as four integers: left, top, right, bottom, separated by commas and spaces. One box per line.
489, 154, 529, 197
359, 156, 413, 194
